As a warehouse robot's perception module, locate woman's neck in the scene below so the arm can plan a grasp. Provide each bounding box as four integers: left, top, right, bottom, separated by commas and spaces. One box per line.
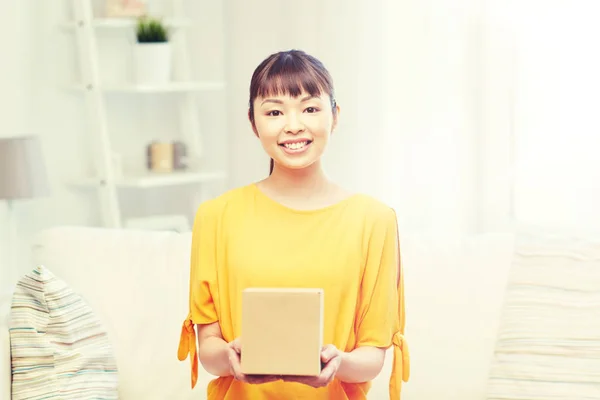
256, 161, 352, 210
265, 161, 330, 197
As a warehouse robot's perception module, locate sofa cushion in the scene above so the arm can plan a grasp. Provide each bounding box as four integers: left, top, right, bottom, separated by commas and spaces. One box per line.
9, 265, 118, 399
486, 226, 600, 399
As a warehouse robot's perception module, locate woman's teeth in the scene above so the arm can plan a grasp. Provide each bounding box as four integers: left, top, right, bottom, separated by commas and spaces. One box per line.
283, 141, 308, 150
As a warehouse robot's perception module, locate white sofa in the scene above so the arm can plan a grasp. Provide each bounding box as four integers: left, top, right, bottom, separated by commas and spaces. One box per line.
1, 226, 515, 399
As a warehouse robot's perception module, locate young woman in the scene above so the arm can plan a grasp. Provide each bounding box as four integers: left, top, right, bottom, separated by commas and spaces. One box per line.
178, 49, 409, 399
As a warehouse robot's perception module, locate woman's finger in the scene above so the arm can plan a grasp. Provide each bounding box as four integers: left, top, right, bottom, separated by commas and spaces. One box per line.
318, 354, 340, 385
319, 365, 336, 384
320, 345, 337, 364
230, 338, 242, 354
228, 346, 246, 381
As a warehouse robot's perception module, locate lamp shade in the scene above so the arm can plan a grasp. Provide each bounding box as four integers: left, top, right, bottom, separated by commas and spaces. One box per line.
0, 136, 50, 200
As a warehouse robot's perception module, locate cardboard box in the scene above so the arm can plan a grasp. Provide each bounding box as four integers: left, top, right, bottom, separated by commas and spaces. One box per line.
240, 288, 324, 376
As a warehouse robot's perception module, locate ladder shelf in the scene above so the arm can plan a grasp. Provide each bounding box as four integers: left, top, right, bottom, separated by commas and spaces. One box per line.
67, 0, 226, 230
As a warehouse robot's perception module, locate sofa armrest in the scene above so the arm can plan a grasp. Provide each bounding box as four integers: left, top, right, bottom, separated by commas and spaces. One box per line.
1, 291, 12, 399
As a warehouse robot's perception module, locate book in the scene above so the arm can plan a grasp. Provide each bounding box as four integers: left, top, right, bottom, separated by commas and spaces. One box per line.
240, 288, 324, 376
105, 0, 146, 18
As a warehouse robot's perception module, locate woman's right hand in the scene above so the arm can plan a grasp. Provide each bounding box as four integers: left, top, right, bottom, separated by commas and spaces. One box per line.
227, 338, 281, 385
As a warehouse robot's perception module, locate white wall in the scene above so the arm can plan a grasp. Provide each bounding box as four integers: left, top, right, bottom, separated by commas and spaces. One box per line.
0, 2, 34, 136
478, 0, 516, 232
512, 0, 600, 229
379, 0, 484, 234
0, 0, 36, 289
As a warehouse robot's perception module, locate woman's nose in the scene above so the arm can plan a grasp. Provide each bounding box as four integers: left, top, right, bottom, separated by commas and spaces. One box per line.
284, 113, 305, 134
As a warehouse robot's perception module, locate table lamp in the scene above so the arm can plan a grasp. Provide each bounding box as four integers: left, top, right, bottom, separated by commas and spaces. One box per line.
0, 136, 50, 289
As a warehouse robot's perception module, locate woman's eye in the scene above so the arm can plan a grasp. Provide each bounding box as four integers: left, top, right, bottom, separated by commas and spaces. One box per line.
305, 107, 319, 113
267, 110, 282, 116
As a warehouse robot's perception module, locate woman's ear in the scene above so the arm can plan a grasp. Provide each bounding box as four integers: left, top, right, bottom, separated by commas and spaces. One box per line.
332, 104, 341, 133
248, 109, 259, 137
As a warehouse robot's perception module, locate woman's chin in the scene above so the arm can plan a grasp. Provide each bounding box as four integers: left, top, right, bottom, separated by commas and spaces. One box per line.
274, 157, 320, 172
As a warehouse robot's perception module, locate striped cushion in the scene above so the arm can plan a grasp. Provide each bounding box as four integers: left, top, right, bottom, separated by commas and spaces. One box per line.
9, 265, 119, 399
486, 228, 600, 399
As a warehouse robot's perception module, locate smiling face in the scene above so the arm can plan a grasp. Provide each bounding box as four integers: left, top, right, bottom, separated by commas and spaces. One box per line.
252, 91, 338, 171
247, 50, 339, 174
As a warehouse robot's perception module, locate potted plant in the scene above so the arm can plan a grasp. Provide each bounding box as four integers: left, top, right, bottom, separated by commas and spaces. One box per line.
133, 16, 171, 84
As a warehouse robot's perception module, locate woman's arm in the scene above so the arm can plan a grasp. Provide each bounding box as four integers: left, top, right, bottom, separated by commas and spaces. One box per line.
337, 346, 386, 383
196, 322, 232, 377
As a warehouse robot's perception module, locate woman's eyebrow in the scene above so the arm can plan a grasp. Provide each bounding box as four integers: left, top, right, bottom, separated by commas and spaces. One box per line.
260, 95, 320, 106
260, 98, 283, 106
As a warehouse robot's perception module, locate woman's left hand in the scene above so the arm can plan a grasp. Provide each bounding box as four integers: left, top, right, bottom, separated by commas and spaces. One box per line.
282, 344, 343, 388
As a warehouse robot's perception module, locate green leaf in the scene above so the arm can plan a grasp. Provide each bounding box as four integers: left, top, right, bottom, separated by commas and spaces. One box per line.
136, 16, 168, 43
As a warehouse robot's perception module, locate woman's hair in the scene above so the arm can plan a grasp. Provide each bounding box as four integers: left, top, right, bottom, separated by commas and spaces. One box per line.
248, 50, 337, 175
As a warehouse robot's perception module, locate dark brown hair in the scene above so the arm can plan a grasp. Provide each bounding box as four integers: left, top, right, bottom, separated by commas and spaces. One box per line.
248, 50, 337, 175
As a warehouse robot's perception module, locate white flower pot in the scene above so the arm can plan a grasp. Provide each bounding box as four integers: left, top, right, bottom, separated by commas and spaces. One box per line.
134, 42, 172, 85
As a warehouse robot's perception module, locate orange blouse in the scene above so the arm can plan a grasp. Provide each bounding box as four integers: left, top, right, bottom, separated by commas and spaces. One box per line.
178, 184, 410, 399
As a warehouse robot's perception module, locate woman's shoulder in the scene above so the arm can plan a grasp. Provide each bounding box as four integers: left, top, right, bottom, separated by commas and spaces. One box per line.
194, 184, 255, 218
348, 192, 398, 222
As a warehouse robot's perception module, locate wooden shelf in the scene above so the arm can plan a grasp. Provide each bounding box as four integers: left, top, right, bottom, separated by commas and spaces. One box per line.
73, 81, 226, 93
62, 18, 192, 30
73, 170, 227, 189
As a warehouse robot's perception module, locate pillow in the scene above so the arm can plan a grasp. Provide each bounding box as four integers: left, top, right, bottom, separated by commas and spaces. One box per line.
486, 227, 600, 399
9, 265, 119, 399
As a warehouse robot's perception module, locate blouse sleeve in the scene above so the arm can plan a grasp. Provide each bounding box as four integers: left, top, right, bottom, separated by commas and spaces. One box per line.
177, 201, 220, 389
355, 207, 410, 400
188, 202, 219, 324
